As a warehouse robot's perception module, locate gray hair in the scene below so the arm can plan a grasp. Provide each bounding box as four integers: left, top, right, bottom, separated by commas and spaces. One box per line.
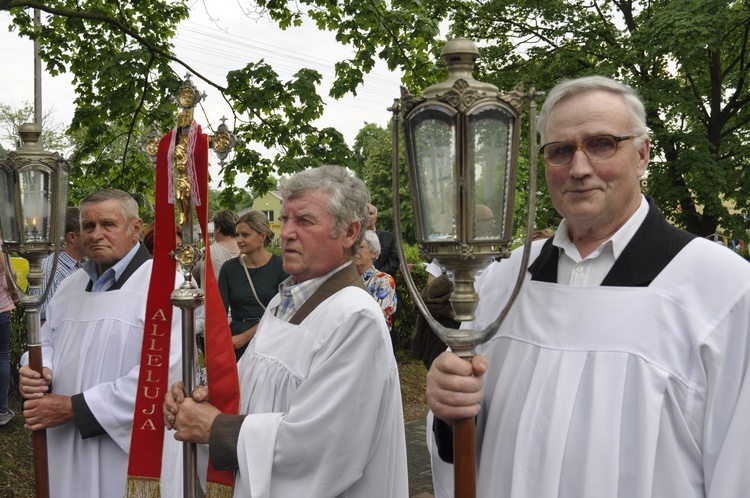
362, 230, 381, 258
280, 165, 370, 255
538, 76, 649, 150
80, 189, 140, 230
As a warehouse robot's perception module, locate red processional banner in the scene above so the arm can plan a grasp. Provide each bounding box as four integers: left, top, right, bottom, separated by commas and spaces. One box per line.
125, 130, 178, 496
125, 122, 240, 497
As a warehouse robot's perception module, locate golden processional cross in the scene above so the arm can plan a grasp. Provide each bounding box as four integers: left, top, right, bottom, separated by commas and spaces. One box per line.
141, 74, 238, 498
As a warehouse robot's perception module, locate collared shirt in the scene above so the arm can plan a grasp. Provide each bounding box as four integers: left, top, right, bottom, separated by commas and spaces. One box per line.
553, 195, 649, 286
274, 261, 353, 322
83, 242, 141, 292
32, 251, 83, 318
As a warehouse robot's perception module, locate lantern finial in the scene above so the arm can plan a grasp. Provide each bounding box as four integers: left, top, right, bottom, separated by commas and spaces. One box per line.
422, 39, 499, 100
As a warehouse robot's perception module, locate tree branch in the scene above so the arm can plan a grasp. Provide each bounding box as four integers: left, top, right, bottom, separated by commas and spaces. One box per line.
1, 1, 227, 93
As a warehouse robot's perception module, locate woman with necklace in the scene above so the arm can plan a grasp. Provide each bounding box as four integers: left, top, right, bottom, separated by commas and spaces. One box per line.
218, 210, 289, 360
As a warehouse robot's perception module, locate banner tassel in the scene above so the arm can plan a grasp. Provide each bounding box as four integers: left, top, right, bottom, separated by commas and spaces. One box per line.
126, 477, 161, 498
206, 481, 235, 498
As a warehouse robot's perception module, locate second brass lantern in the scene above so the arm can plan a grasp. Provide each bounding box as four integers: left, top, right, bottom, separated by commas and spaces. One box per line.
393, 38, 540, 359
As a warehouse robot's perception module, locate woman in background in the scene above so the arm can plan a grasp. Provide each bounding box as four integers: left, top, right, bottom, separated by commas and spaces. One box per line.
218, 211, 288, 360
0, 239, 18, 426
354, 230, 398, 332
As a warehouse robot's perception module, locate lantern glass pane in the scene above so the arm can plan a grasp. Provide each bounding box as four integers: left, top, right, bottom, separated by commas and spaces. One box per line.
0, 167, 17, 244
19, 167, 52, 243
409, 106, 457, 241
468, 105, 514, 242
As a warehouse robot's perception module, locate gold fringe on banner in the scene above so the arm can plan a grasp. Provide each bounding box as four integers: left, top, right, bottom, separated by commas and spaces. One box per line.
206, 481, 235, 498
125, 476, 161, 498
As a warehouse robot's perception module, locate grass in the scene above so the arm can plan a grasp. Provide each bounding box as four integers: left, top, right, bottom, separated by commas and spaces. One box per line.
398, 358, 430, 422
0, 358, 430, 497
0, 387, 34, 498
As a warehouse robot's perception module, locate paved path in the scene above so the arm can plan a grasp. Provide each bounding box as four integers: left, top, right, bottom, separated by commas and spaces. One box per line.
406, 417, 435, 498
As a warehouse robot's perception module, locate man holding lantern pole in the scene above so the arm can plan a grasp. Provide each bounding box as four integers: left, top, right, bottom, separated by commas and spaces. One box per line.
18, 189, 184, 498
427, 76, 750, 497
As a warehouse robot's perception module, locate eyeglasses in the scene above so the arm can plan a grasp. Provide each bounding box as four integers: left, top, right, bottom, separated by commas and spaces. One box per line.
475, 217, 496, 224
540, 135, 635, 166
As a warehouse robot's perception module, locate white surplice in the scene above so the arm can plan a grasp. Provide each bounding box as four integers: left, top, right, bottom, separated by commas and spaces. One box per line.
430, 238, 750, 498
232, 285, 409, 497
30, 261, 184, 498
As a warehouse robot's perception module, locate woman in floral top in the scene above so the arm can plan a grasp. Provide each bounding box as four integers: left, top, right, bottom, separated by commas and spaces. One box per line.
354, 230, 398, 331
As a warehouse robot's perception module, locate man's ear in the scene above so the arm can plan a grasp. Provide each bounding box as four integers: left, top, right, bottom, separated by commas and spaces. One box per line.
637, 136, 650, 177
342, 221, 361, 250
131, 218, 144, 241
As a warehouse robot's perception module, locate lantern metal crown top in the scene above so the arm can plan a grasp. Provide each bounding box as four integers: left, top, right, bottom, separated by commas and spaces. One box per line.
423, 39, 500, 99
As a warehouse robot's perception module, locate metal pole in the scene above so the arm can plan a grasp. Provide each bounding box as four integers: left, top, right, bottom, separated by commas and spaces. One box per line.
33, 9, 42, 127
178, 303, 198, 498
171, 182, 203, 498
21, 253, 50, 498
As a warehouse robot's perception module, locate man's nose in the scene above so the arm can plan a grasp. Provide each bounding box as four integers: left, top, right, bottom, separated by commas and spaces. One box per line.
280, 222, 294, 239
88, 224, 105, 239
568, 149, 593, 177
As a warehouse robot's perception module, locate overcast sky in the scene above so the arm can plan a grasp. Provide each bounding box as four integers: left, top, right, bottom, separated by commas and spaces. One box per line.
1, 5, 403, 184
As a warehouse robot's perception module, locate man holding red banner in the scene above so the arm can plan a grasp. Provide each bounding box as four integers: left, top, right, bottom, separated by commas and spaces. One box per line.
19, 189, 184, 498
164, 165, 409, 497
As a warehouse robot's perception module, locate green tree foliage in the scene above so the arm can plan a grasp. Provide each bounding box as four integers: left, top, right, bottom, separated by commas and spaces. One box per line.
3, 1, 190, 206
222, 63, 354, 202
9, 306, 27, 391
353, 121, 418, 245
443, 0, 750, 238
352, 122, 390, 179
253, 0, 445, 94
4, 0, 749, 240
391, 255, 427, 355
0, 0, 444, 208
67, 121, 158, 219
350, 0, 750, 241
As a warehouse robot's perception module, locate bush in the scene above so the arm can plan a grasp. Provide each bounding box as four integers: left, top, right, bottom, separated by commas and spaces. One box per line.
391, 244, 428, 358
9, 306, 26, 392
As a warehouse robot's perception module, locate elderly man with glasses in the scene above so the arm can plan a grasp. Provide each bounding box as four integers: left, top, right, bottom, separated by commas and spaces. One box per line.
426, 75, 750, 498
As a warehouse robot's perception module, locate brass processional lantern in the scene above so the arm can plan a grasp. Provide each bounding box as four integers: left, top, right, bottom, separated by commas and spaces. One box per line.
0, 122, 71, 498
390, 39, 542, 498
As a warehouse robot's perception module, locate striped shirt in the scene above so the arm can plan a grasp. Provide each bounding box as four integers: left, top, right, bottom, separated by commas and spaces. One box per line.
31, 251, 82, 319
274, 262, 353, 322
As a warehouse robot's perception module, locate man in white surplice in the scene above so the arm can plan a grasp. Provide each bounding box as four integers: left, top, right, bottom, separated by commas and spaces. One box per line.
164, 165, 409, 497
19, 189, 183, 498
426, 76, 750, 498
